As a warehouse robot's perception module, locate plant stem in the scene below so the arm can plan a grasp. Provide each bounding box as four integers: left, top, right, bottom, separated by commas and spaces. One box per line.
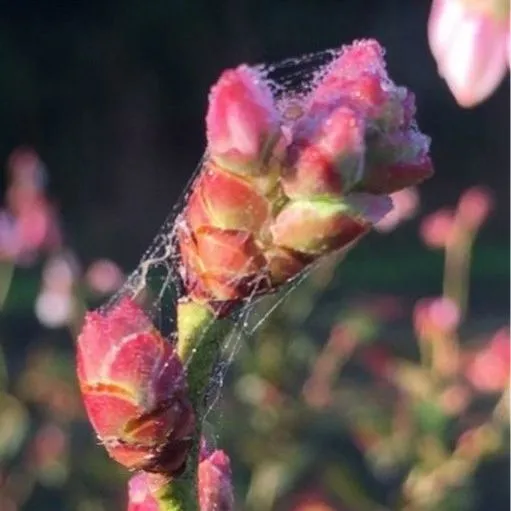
155, 299, 231, 511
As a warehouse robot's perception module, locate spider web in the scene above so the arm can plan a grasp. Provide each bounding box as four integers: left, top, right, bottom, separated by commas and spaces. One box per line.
102, 45, 350, 424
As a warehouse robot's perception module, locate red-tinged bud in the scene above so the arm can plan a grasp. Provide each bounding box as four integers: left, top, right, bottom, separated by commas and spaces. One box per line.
206, 65, 285, 173
77, 298, 195, 474
283, 106, 366, 199
361, 131, 434, 194
127, 472, 159, 511
311, 72, 387, 122
186, 165, 271, 235
271, 194, 391, 255
198, 449, 234, 511
315, 40, 386, 95
178, 223, 270, 302
310, 40, 420, 131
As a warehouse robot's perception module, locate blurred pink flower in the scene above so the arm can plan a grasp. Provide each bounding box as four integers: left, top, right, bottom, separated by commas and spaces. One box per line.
35, 289, 75, 328
375, 187, 419, 232
465, 327, 510, 392
7, 146, 46, 188
42, 252, 80, 292
457, 186, 494, 230
420, 208, 456, 248
1, 147, 62, 264
428, 0, 510, 107
413, 297, 461, 338
85, 258, 124, 295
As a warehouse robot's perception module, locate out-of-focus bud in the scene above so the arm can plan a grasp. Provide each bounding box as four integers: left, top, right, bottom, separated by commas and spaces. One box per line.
127, 472, 159, 511
456, 424, 502, 460
35, 289, 76, 328
206, 65, 285, 173
198, 449, 234, 511
428, 0, 510, 107
375, 187, 419, 232
271, 194, 391, 255
85, 259, 124, 295
420, 208, 456, 248
31, 423, 68, 486
457, 186, 493, 230
283, 105, 366, 199
413, 297, 461, 339
465, 327, 510, 392
77, 297, 195, 474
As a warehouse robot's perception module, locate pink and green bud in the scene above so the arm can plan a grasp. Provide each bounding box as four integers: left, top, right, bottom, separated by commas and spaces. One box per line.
178, 38, 432, 309
77, 297, 195, 474
428, 0, 510, 107
283, 105, 366, 199
206, 65, 286, 173
270, 194, 391, 255
198, 449, 234, 511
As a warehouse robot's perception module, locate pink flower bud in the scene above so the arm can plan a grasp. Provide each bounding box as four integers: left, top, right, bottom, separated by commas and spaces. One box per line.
271, 194, 391, 255
77, 297, 195, 474
413, 297, 461, 338
206, 65, 285, 173
283, 105, 366, 199
127, 473, 159, 511
311, 40, 416, 131
198, 449, 234, 511
85, 259, 124, 295
428, 0, 510, 107
420, 208, 456, 248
